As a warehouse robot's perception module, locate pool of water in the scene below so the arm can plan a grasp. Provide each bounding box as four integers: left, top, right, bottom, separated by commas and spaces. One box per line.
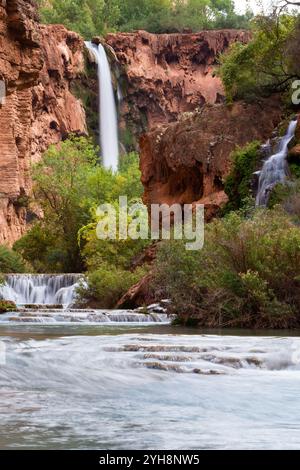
1, 322, 300, 450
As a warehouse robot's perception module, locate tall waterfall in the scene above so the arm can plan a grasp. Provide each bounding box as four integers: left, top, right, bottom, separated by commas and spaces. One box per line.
256, 119, 298, 206
0, 274, 81, 306
85, 41, 119, 172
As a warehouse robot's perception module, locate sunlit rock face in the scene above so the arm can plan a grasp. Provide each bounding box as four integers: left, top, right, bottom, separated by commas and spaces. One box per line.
0, 1, 87, 245
106, 29, 251, 138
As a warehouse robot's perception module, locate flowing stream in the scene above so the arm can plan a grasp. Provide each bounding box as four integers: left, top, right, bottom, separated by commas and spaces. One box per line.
1, 328, 300, 450
256, 119, 298, 206
85, 41, 119, 172
1, 278, 300, 449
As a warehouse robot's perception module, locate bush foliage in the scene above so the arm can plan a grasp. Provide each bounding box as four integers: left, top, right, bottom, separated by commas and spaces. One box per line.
0, 245, 27, 274
14, 137, 144, 273
14, 137, 147, 306
78, 264, 145, 308
153, 209, 300, 328
219, 14, 300, 102
224, 141, 261, 212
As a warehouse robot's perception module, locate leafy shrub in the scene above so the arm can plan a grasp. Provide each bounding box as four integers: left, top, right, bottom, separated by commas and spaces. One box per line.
219, 14, 299, 102
153, 209, 300, 328
78, 264, 145, 308
290, 163, 300, 179
0, 245, 27, 274
81, 234, 149, 273
268, 180, 300, 223
14, 224, 71, 274
224, 141, 261, 212
14, 134, 144, 274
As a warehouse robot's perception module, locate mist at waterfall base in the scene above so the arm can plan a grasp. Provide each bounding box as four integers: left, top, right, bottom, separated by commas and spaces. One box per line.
85, 41, 119, 172
256, 119, 298, 206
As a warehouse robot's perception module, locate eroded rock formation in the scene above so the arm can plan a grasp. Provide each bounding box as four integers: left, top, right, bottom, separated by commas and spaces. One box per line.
140, 97, 284, 219
0, 0, 87, 245
106, 29, 251, 142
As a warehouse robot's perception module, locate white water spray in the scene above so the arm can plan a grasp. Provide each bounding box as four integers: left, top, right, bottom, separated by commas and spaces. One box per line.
85, 41, 119, 172
256, 119, 298, 206
0, 274, 81, 307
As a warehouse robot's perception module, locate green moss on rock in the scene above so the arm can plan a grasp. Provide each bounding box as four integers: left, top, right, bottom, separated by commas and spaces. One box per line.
0, 300, 17, 314
224, 141, 261, 212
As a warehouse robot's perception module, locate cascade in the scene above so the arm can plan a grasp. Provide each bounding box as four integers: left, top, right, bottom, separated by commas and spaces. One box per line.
256, 119, 298, 206
0, 274, 81, 307
85, 41, 119, 172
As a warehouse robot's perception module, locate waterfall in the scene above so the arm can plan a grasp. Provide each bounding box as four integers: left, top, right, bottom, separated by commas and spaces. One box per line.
256, 119, 298, 206
85, 41, 119, 172
0, 274, 82, 307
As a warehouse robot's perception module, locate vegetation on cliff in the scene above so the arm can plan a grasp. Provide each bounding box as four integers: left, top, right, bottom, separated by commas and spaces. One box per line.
37, 0, 252, 37
224, 141, 261, 212
219, 12, 300, 102
0, 246, 27, 274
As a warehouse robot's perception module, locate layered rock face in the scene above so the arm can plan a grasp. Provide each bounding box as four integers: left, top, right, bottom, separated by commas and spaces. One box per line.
0, 0, 42, 245
140, 97, 284, 219
31, 24, 87, 163
0, 1, 86, 246
106, 30, 251, 138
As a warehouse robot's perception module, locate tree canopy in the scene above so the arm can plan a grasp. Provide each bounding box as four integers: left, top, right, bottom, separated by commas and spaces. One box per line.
37, 0, 253, 37
219, 11, 300, 101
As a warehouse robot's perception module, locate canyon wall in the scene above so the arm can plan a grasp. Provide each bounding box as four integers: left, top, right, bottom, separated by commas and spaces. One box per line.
140, 97, 284, 219
0, 2, 280, 247
106, 30, 251, 143
0, 0, 87, 245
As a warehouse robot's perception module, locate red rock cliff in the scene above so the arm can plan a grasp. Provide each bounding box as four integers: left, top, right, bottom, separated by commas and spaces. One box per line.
140, 97, 284, 219
106, 30, 251, 137
0, 0, 87, 246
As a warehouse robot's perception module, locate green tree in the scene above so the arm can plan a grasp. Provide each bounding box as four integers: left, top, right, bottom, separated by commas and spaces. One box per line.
29, 136, 98, 272
219, 13, 300, 101
38, 0, 105, 38
38, 0, 252, 35
15, 140, 146, 277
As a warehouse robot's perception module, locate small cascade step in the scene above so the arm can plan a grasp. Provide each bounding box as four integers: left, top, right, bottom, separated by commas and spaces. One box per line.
0, 307, 171, 324
21, 304, 64, 310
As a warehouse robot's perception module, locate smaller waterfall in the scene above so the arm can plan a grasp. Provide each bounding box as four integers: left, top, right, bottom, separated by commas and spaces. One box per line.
0, 274, 81, 307
0, 309, 171, 325
256, 119, 298, 206
85, 41, 119, 172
